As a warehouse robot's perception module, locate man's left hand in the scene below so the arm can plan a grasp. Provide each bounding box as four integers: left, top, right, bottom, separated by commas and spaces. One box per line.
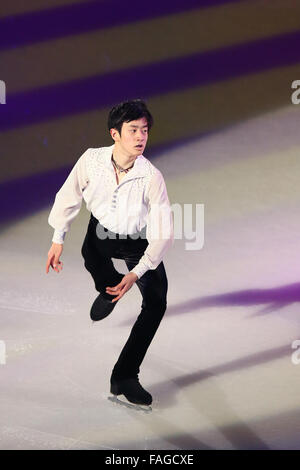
105, 272, 138, 302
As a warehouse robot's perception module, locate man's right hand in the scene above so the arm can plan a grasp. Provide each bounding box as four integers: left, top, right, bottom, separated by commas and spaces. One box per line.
46, 243, 63, 274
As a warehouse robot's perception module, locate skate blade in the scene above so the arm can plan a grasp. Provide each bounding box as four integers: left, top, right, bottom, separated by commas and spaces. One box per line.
108, 395, 152, 413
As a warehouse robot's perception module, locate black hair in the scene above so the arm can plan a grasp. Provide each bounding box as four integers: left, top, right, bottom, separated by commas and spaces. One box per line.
107, 99, 153, 136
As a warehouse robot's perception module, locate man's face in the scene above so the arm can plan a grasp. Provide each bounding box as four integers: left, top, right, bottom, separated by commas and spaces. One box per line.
111, 116, 149, 157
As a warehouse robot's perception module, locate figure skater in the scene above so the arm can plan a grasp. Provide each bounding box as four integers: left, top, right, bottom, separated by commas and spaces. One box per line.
46, 99, 174, 406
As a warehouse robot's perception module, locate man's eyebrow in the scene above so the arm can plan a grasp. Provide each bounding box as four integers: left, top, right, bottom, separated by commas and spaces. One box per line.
128, 124, 148, 128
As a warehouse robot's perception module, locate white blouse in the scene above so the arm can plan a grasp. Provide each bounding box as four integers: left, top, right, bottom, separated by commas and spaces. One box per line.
48, 144, 174, 279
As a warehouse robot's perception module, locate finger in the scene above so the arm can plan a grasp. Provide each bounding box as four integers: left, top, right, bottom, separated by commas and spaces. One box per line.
52, 261, 62, 273
106, 284, 122, 292
107, 290, 121, 297
113, 285, 128, 301
106, 287, 116, 292
112, 290, 126, 302
110, 284, 126, 302
56, 261, 63, 273
106, 286, 124, 296
46, 255, 55, 273
46, 260, 50, 273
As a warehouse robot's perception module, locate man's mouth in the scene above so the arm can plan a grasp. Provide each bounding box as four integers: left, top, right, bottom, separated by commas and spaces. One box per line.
135, 145, 143, 149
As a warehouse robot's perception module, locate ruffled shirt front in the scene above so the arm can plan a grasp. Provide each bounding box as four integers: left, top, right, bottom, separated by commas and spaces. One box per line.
48, 144, 174, 279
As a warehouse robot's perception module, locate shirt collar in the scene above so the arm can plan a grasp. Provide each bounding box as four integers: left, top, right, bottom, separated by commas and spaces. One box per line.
103, 144, 147, 177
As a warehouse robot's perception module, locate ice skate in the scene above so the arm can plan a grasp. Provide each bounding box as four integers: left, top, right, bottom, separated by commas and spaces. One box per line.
108, 395, 152, 413
90, 293, 118, 321
110, 376, 152, 409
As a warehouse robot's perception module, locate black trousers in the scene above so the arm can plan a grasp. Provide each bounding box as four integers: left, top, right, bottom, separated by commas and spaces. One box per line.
81, 213, 168, 380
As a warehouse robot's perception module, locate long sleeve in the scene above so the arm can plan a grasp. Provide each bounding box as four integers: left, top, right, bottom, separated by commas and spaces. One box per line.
48, 148, 90, 243
130, 170, 174, 279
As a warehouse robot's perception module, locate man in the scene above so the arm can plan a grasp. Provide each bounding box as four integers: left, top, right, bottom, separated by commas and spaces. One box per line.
46, 99, 174, 406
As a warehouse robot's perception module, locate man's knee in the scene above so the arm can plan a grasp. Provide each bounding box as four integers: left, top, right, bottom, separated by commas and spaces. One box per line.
81, 245, 90, 270
81, 239, 88, 260
145, 295, 167, 317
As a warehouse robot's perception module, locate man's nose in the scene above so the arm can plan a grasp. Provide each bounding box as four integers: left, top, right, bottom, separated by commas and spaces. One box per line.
137, 130, 146, 140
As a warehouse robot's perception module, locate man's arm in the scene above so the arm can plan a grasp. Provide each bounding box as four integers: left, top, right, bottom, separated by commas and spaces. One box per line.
46, 148, 90, 274
129, 169, 174, 279
48, 148, 90, 243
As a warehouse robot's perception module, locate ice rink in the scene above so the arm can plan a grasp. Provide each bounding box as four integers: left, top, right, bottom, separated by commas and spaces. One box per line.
1, 105, 300, 450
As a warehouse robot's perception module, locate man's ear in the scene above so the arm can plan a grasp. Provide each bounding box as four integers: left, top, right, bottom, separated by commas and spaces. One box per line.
110, 128, 120, 142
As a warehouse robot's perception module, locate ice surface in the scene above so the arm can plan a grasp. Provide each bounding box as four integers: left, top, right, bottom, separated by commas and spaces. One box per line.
1, 106, 300, 449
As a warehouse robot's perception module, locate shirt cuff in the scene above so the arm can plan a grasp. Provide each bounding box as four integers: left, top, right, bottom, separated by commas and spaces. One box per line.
130, 262, 150, 280
52, 229, 66, 244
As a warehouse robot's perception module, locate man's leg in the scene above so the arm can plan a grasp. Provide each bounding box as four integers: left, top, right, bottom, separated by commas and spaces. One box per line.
111, 258, 168, 380
81, 216, 124, 301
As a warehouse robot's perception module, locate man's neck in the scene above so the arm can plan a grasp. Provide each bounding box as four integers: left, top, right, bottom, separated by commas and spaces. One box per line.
112, 145, 137, 169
